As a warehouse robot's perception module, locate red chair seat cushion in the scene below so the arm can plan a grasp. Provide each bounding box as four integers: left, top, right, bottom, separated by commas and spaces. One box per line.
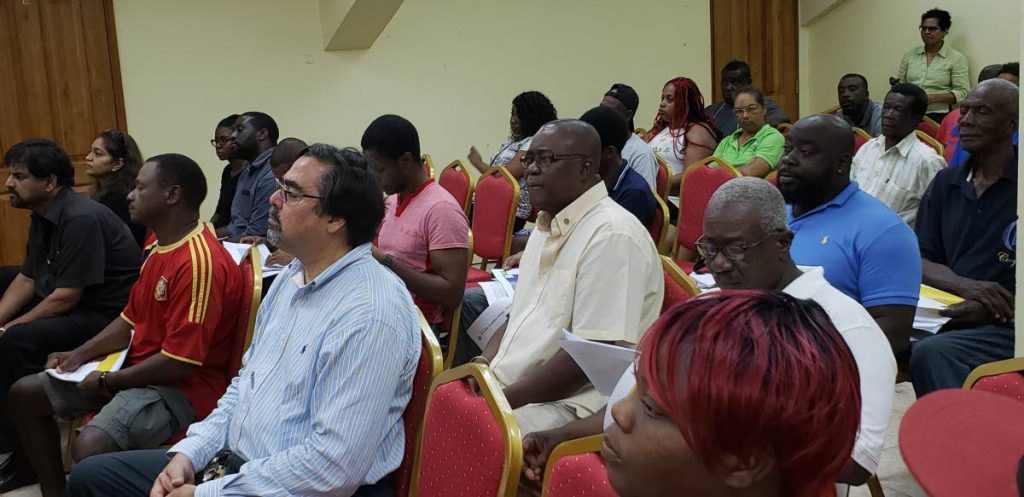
972, 372, 1024, 402
546, 452, 618, 497
466, 267, 492, 284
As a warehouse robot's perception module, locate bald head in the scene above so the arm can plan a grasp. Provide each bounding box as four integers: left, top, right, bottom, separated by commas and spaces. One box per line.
958, 79, 1019, 154
776, 115, 855, 214
972, 79, 1020, 116
526, 119, 603, 215
270, 137, 308, 179
538, 119, 603, 164
979, 64, 1005, 83
792, 115, 854, 158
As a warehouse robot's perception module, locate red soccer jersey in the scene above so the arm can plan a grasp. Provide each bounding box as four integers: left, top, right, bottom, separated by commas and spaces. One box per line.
121, 223, 241, 420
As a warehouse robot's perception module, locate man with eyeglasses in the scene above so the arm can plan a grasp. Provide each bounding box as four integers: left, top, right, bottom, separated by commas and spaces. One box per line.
777, 115, 920, 356
519, 177, 895, 490
469, 119, 663, 437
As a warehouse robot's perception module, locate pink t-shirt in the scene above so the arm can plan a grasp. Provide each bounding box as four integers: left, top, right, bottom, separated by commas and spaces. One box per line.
377, 180, 469, 324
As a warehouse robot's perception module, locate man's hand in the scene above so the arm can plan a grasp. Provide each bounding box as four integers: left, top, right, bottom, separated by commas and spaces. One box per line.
46, 350, 87, 373
150, 453, 196, 497
956, 280, 1013, 322
522, 430, 567, 482
166, 485, 195, 497
239, 236, 266, 246
502, 251, 524, 270
940, 299, 994, 330
265, 250, 295, 267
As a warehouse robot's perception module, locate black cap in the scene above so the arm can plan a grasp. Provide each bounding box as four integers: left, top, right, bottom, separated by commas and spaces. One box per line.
605, 84, 639, 112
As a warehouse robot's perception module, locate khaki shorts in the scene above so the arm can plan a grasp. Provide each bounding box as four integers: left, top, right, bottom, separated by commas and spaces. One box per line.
39, 372, 195, 450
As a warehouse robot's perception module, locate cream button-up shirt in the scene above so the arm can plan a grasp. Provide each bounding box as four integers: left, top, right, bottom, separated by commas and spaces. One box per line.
490, 182, 663, 416
851, 131, 947, 225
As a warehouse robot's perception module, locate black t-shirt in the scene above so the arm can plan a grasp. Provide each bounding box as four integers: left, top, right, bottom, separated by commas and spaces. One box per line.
213, 164, 243, 229
98, 190, 146, 248
915, 149, 1017, 293
21, 188, 142, 318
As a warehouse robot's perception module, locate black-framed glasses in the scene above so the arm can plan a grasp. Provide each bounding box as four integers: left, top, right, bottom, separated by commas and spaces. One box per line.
276, 179, 322, 204
918, 25, 943, 33
520, 152, 590, 171
695, 231, 780, 262
210, 138, 232, 147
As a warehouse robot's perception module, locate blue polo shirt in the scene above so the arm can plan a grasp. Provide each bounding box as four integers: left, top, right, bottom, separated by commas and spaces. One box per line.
227, 146, 277, 237
787, 181, 921, 308
915, 150, 1017, 293
608, 161, 656, 228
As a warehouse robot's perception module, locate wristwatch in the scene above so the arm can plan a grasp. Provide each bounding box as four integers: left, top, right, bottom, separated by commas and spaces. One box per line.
98, 371, 111, 394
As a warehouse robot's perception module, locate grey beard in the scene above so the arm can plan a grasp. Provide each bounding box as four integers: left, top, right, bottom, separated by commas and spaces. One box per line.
267, 226, 281, 247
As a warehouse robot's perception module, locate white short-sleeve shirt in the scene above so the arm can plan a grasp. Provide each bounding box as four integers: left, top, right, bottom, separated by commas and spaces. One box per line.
850, 132, 947, 225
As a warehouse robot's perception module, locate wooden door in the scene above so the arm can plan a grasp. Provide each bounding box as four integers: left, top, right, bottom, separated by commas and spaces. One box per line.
0, 0, 126, 265
710, 0, 799, 120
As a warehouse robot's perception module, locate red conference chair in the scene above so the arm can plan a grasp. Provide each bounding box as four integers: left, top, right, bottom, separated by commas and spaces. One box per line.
395, 310, 445, 497
660, 255, 700, 314
852, 127, 871, 154
916, 116, 941, 140
963, 357, 1024, 402
654, 156, 671, 200
437, 160, 474, 216
541, 435, 618, 497
410, 364, 522, 497
648, 195, 670, 252
467, 166, 519, 284
673, 156, 740, 273
915, 130, 945, 157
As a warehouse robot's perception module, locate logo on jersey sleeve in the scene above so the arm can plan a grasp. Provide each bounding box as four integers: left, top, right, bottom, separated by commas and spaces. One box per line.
155, 276, 169, 301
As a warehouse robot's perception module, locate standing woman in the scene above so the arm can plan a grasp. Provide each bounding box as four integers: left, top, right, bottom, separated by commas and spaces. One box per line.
712, 86, 784, 177
468, 91, 557, 231
85, 129, 146, 247
896, 8, 969, 123
643, 77, 717, 203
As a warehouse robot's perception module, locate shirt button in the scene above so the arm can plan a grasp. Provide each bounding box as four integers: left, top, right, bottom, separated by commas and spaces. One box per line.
563, 218, 569, 225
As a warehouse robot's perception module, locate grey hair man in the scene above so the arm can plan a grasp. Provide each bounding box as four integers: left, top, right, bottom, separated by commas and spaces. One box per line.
700, 177, 896, 486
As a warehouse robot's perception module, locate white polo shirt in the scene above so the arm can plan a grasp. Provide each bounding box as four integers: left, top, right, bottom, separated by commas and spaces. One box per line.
604, 266, 896, 475
491, 182, 663, 417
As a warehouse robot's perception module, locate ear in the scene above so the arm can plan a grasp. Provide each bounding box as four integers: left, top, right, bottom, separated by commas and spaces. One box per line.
721, 451, 776, 490
255, 127, 269, 142
324, 215, 346, 236
776, 229, 794, 254
44, 174, 59, 192
165, 184, 183, 206
111, 158, 125, 173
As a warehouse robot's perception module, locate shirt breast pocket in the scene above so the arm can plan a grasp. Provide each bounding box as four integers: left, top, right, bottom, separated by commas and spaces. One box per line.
539, 268, 575, 323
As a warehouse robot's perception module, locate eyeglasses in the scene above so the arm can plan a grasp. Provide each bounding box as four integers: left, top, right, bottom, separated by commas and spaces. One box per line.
695, 231, 780, 262
210, 138, 232, 147
918, 26, 943, 33
276, 179, 322, 204
520, 152, 590, 171
732, 105, 762, 117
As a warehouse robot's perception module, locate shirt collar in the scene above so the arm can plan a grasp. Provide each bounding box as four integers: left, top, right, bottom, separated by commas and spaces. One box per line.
537, 182, 608, 238
792, 182, 861, 220
39, 187, 76, 224
886, 131, 919, 158
963, 147, 1019, 184
610, 160, 630, 192
915, 43, 950, 58
781, 266, 829, 299
249, 146, 275, 171
287, 242, 373, 290
395, 179, 435, 217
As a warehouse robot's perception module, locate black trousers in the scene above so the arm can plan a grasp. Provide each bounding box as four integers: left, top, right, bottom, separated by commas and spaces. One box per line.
0, 266, 113, 448
67, 449, 396, 497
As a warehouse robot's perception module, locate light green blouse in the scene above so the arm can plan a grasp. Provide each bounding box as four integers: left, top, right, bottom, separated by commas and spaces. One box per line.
713, 124, 785, 173
897, 43, 970, 114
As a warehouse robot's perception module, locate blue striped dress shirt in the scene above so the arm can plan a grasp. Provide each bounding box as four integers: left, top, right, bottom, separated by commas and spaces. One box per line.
170, 243, 420, 497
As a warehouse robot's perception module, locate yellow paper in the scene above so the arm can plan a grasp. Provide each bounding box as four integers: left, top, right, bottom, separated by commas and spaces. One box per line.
920, 285, 964, 307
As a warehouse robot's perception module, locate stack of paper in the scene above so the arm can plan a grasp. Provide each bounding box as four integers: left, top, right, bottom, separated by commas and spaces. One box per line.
478, 268, 520, 304
45, 331, 133, 383
222, 242, 283, 277
914, 285, 965, 334
561, 330, 637, 396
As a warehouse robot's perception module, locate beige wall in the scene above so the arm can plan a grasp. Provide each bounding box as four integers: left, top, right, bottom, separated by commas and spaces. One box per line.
800, 0, 1021, 115
112, 0, 712, 219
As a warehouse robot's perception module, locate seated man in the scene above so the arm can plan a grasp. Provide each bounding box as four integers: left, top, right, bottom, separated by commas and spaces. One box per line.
836, 73, 883, 137
705, 59, 790, 137
240, 137, 308, 268
8, 154, 241, 497
472, 120, 663, 435
0, 139, 141, 489
778, 115, 920, 355
581, 106, 656, 228
219, 111, 279, 241
67, 144, 421, 497
910, 79, 1019, 396
363, 115, 469, 331
600, 84, 658, 188
522, 178, 896, 487
851, 83, 947, 224
944, 63, 1020, 168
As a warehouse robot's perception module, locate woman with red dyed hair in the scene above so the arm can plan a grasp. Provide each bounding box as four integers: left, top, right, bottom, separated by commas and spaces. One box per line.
643, 77, 718, 201
603, 291, 861, 497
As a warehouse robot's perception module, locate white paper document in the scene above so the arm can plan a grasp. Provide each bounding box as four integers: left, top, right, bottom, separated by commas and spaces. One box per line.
561, 330, 637, 396
223, 242, 282, 275
46, 331, 133, 383
466, 298, 514, 349
913, 285, 965, 335
688, 272, 717, 291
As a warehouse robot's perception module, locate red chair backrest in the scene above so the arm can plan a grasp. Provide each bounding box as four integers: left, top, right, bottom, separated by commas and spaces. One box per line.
438, 161, 473, 215
917, 118, 940, 140
971, 373, 1024, 402
414, 373, 517, 497
655, 159, 669, 200
677, 163, 739, 253
227, 247, 260, 379
853, 133, 868, 154
472, 167, 518, 261
661, 272, 693, 314
545, 452, 618, 497
396, 319, 443, 497
647, 195, 668, 247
